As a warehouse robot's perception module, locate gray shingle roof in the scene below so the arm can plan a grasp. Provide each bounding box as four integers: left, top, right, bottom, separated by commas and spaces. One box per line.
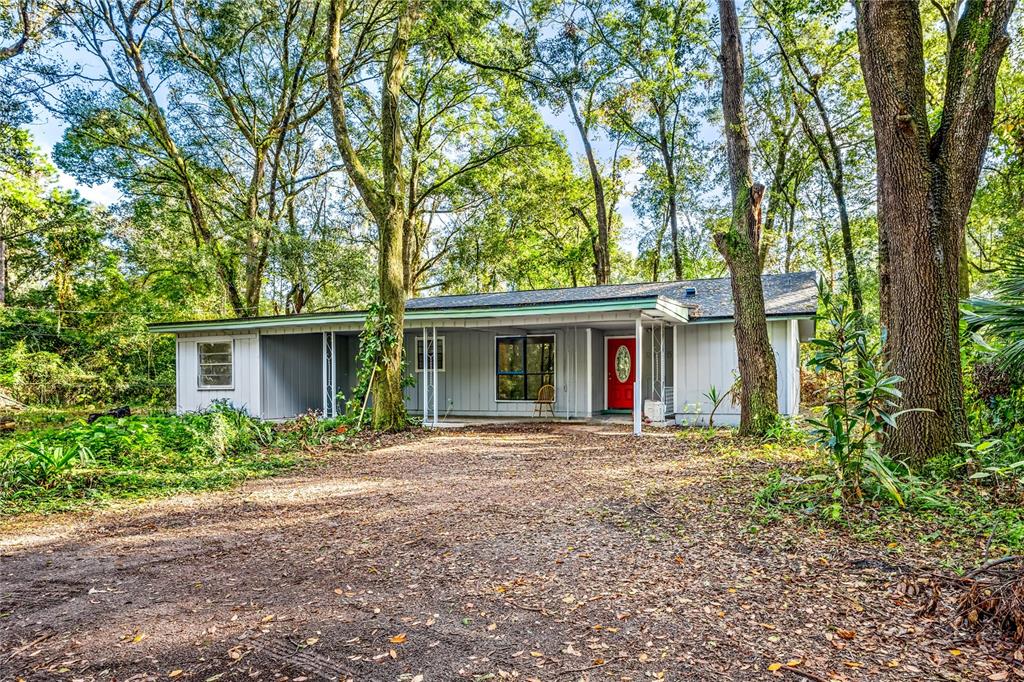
150, 271, 819, 332
406, 271, 818, 320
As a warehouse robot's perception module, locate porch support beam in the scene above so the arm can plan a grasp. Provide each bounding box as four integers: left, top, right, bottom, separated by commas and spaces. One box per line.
432, 326, 439, 426
330, 333, 336, 418
322, 332, 327, 417
634, 316, 643, 436
659, 322, 666, 403
585, 328, 593, 417
422, 327, 429, 426
671, 325, 678, 416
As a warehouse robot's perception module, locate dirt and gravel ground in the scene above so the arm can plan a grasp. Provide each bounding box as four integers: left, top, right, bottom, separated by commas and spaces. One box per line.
0, 425, 1015, 681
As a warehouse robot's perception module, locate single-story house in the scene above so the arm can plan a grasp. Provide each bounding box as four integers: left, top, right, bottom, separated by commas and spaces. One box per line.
149, 271, 818, 433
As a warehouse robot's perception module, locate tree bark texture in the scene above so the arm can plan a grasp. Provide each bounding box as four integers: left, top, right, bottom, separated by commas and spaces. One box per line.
568, 94, 611, 285
716, 0, 779, 435
657, 110, 683, 279
855, 0, 1013, 463
326, 0, 415, 431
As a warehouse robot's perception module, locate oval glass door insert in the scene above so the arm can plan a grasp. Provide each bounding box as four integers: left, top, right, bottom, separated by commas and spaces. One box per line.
614, 344, 631, 382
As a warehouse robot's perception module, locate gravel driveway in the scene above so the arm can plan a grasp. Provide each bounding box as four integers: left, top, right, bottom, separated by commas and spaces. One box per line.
0, 425, 1004, 681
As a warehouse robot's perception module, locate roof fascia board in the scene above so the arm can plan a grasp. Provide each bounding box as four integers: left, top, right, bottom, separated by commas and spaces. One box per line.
150, 297, 665, 334
686, 313, 815, 325
654, 296, 691, 323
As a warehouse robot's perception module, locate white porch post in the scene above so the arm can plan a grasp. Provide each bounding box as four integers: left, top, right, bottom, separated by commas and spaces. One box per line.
671, 325, 678, 416
634, 316, 643, 435
659, 322, 666, 402
329, 332, 337, 418
585, 328, 593, 417
432, 326, 439, 426
422, 327, 429, 426
323, 332, 336, 418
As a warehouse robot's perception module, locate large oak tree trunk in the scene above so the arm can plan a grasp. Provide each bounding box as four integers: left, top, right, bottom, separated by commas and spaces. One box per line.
326, 0, 415, 431
855, 0, 1013, 463
373, 8, 414, 432
716, 0, 778, 435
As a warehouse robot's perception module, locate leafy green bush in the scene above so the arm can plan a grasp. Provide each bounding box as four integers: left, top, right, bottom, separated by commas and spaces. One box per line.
805, 286, 922, 506
0, 442, 93, 491
0, 403, 293, 513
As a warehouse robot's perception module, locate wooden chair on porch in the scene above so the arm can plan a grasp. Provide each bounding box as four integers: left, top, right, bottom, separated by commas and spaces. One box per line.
534, 384, 556, 419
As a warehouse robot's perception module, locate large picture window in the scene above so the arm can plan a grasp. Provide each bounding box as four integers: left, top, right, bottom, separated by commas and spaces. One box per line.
415, 337, 445, 372
496, 335, 555, 401
198, 341, 233, 388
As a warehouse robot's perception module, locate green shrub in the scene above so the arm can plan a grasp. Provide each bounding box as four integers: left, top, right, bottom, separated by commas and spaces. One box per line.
0, 403, 294, 513
805, 285, 923, 507
761, 415, 807, 446
0, 442, 93, 492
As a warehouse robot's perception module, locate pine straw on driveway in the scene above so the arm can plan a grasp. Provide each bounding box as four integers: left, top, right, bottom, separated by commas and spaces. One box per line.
0, 425, 1009, 681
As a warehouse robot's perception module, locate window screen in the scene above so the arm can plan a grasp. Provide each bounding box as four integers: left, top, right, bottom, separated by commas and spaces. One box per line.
198, 341, 233, 388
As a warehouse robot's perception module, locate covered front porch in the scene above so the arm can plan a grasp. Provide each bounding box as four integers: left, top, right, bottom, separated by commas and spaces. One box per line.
311, 306, 684, 435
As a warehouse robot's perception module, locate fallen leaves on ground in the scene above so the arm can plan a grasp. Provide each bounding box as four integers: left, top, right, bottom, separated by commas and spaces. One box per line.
1, 424, 1019, 680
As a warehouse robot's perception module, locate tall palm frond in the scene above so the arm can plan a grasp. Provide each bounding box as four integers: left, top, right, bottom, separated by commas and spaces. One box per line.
964, 243, 1024, 373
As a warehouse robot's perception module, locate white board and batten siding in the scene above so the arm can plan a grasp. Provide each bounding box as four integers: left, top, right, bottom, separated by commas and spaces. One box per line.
170, 316, 807, 424
175, 332, 261, 416
403, 327, 593, 419
672, 319, 801, 426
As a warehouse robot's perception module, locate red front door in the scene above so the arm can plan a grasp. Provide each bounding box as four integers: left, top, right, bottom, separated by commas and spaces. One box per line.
607, 338, 636, 410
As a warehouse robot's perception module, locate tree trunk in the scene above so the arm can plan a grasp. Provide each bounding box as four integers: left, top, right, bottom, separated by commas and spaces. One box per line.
771, 33, 865, 319
799, 81, 863, 318
117, 12, 248, 316
567, 94, 611, 284
326, 0, 415, 431
657, 110, 683, 279
651, 208, 669, 281
855, 0, 1013, 463
371, 5, 415, 432
762, 119, 792, 239
716, 0, 778, 436
784, 199, 796, 272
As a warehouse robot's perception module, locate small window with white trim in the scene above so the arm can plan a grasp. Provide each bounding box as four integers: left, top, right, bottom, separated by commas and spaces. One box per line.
415, 337, 445, 372
198, 341, 233, 388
